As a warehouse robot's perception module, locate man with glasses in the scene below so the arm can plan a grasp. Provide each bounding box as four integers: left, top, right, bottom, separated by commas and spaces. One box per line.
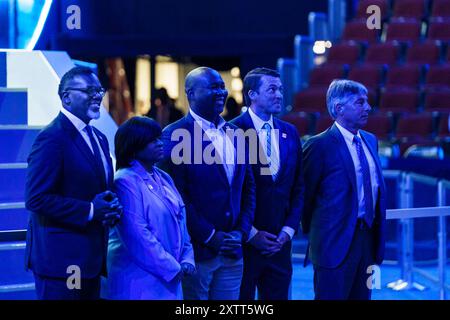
25, 66, 122, 300
160, 67, 255, 300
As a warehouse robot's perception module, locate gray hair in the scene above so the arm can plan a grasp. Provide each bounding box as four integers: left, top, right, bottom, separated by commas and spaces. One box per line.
326, 79, 368, 119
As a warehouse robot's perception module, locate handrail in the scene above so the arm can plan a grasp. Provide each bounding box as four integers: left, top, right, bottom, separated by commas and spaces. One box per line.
387, 206, 450, 219
385, 173, 450, 299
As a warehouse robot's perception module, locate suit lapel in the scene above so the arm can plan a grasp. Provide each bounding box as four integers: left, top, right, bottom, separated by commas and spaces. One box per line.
94, 127, 114, 187
186, 114, 230, 185
273, 118, 287, 182
60, 113, 102, 179
360, 131, 385, 194
329, 123, 357, 192
239, 112, 273, 183
136, 165, 180, 223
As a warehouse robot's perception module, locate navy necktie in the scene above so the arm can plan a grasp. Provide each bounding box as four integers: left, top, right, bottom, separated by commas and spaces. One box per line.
353, 135, 374, 227
85, 125, 107, 187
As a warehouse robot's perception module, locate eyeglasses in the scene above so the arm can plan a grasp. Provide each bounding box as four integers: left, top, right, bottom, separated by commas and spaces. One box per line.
64, 87, 106, 97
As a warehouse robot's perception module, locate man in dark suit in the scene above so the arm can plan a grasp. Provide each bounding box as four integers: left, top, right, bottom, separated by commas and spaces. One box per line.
160, 67, 255, 300
25, 66, 122, 300
231, 68, 304, 300
302, 79, 386, 300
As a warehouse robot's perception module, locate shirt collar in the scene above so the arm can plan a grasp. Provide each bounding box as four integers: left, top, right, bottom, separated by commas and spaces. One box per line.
335, 121, 361, 145
61, 107, 88, 133
248, 107, 274, 133
189, 108, 226, 131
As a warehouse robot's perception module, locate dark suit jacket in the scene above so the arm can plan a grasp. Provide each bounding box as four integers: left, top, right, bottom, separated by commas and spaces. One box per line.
25, 112, 114, 279
160, 113, 256, 262
230, 111, 304, 238
302, 123, 386, 268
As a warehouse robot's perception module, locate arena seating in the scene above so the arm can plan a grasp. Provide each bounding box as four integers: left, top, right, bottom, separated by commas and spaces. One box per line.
287, 0, 450, 157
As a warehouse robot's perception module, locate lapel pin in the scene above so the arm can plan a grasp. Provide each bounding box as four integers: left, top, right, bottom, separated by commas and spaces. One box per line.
282, 133, 287, 138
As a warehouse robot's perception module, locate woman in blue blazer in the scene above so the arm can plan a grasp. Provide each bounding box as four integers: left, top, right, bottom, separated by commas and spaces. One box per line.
104, 116, 195, 299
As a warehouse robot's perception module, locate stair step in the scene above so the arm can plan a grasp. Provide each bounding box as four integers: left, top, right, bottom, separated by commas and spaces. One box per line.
0, 127, 40, 163
0, 230, 27, 242
0, 282, 36, 300
0, 241, 34, 286
0, 166, 27, 203
0, 89, 28, 125
0, 203, 29, 231
0, 52, 5, 87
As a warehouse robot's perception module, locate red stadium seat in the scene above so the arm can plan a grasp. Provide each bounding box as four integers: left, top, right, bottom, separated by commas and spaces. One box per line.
364, 113, 393, 140
385, 64, 421, 88
424, 87, 450, 112
406, 41, 441, 65
431, 0, 450, 19
437, 114, 450, 138
308, 64, 346, 87
356, 0, 390, 20
396, 113, 434, 154
365, 42, 401, 65
392, 0, 427, 20
396, 113, 434, 138
314, 115, 334, 134
348, 64, 384, 88
427, 19, 450, 41
326, 41, 361, 65
347, 64, 382, 106
424, 64, 450, 88
385, 19, 422, 43
281, 113, 310, 137
342, 19, 381, 43
293, 87, 328, 113
379, 87, 419, 112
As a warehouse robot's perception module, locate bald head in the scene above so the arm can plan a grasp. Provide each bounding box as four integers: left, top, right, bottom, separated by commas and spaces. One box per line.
185, 67, 218, 93
184, 67, 228, 123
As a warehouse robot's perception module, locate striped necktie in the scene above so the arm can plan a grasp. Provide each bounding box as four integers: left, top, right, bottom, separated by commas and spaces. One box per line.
262, 123, 278, 180
353, 135, 374, 227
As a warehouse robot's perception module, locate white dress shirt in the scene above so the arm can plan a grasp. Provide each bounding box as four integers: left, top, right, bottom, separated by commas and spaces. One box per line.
61, 107, 109, 221
248, 107, 280, 177
335, 121, 379, 218
189, 109, 236, 243
247, 108, 295, 242
189, 109, 235, 183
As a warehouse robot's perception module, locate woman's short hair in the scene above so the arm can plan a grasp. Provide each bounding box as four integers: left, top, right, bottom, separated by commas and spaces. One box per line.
326, 79, 367, 119
115, 116, 162, 170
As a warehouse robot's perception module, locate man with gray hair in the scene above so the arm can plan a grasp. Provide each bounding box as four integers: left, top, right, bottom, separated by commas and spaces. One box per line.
302, 79, 386, 300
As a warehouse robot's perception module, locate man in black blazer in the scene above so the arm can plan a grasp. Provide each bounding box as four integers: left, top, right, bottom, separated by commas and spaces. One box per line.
25, 67, 122, 300
303, 79, 386, 300
160, 67, 255, 300
231, 68, 304, 300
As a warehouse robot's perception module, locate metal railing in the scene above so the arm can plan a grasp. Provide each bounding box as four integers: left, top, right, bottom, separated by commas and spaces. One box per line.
385, 171, 450, 300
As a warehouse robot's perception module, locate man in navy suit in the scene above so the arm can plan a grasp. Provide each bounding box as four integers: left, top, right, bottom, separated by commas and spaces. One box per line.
231, 68, 304, 300
25, 67, 122, 300
302, 79, 386, 300
160, 67, 255, 300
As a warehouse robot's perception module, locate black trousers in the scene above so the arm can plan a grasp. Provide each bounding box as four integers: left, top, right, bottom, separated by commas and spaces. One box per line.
33, 273, 101, 300
240, 243, 292, 300
313, 221, 375, 300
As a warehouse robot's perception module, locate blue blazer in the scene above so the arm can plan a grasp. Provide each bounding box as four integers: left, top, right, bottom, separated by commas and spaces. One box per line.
160, 113, 256, 262
302, 123, 386, 268
230, 111, 304, 237
25, 112, 114, 278
105, 162, 194, 300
